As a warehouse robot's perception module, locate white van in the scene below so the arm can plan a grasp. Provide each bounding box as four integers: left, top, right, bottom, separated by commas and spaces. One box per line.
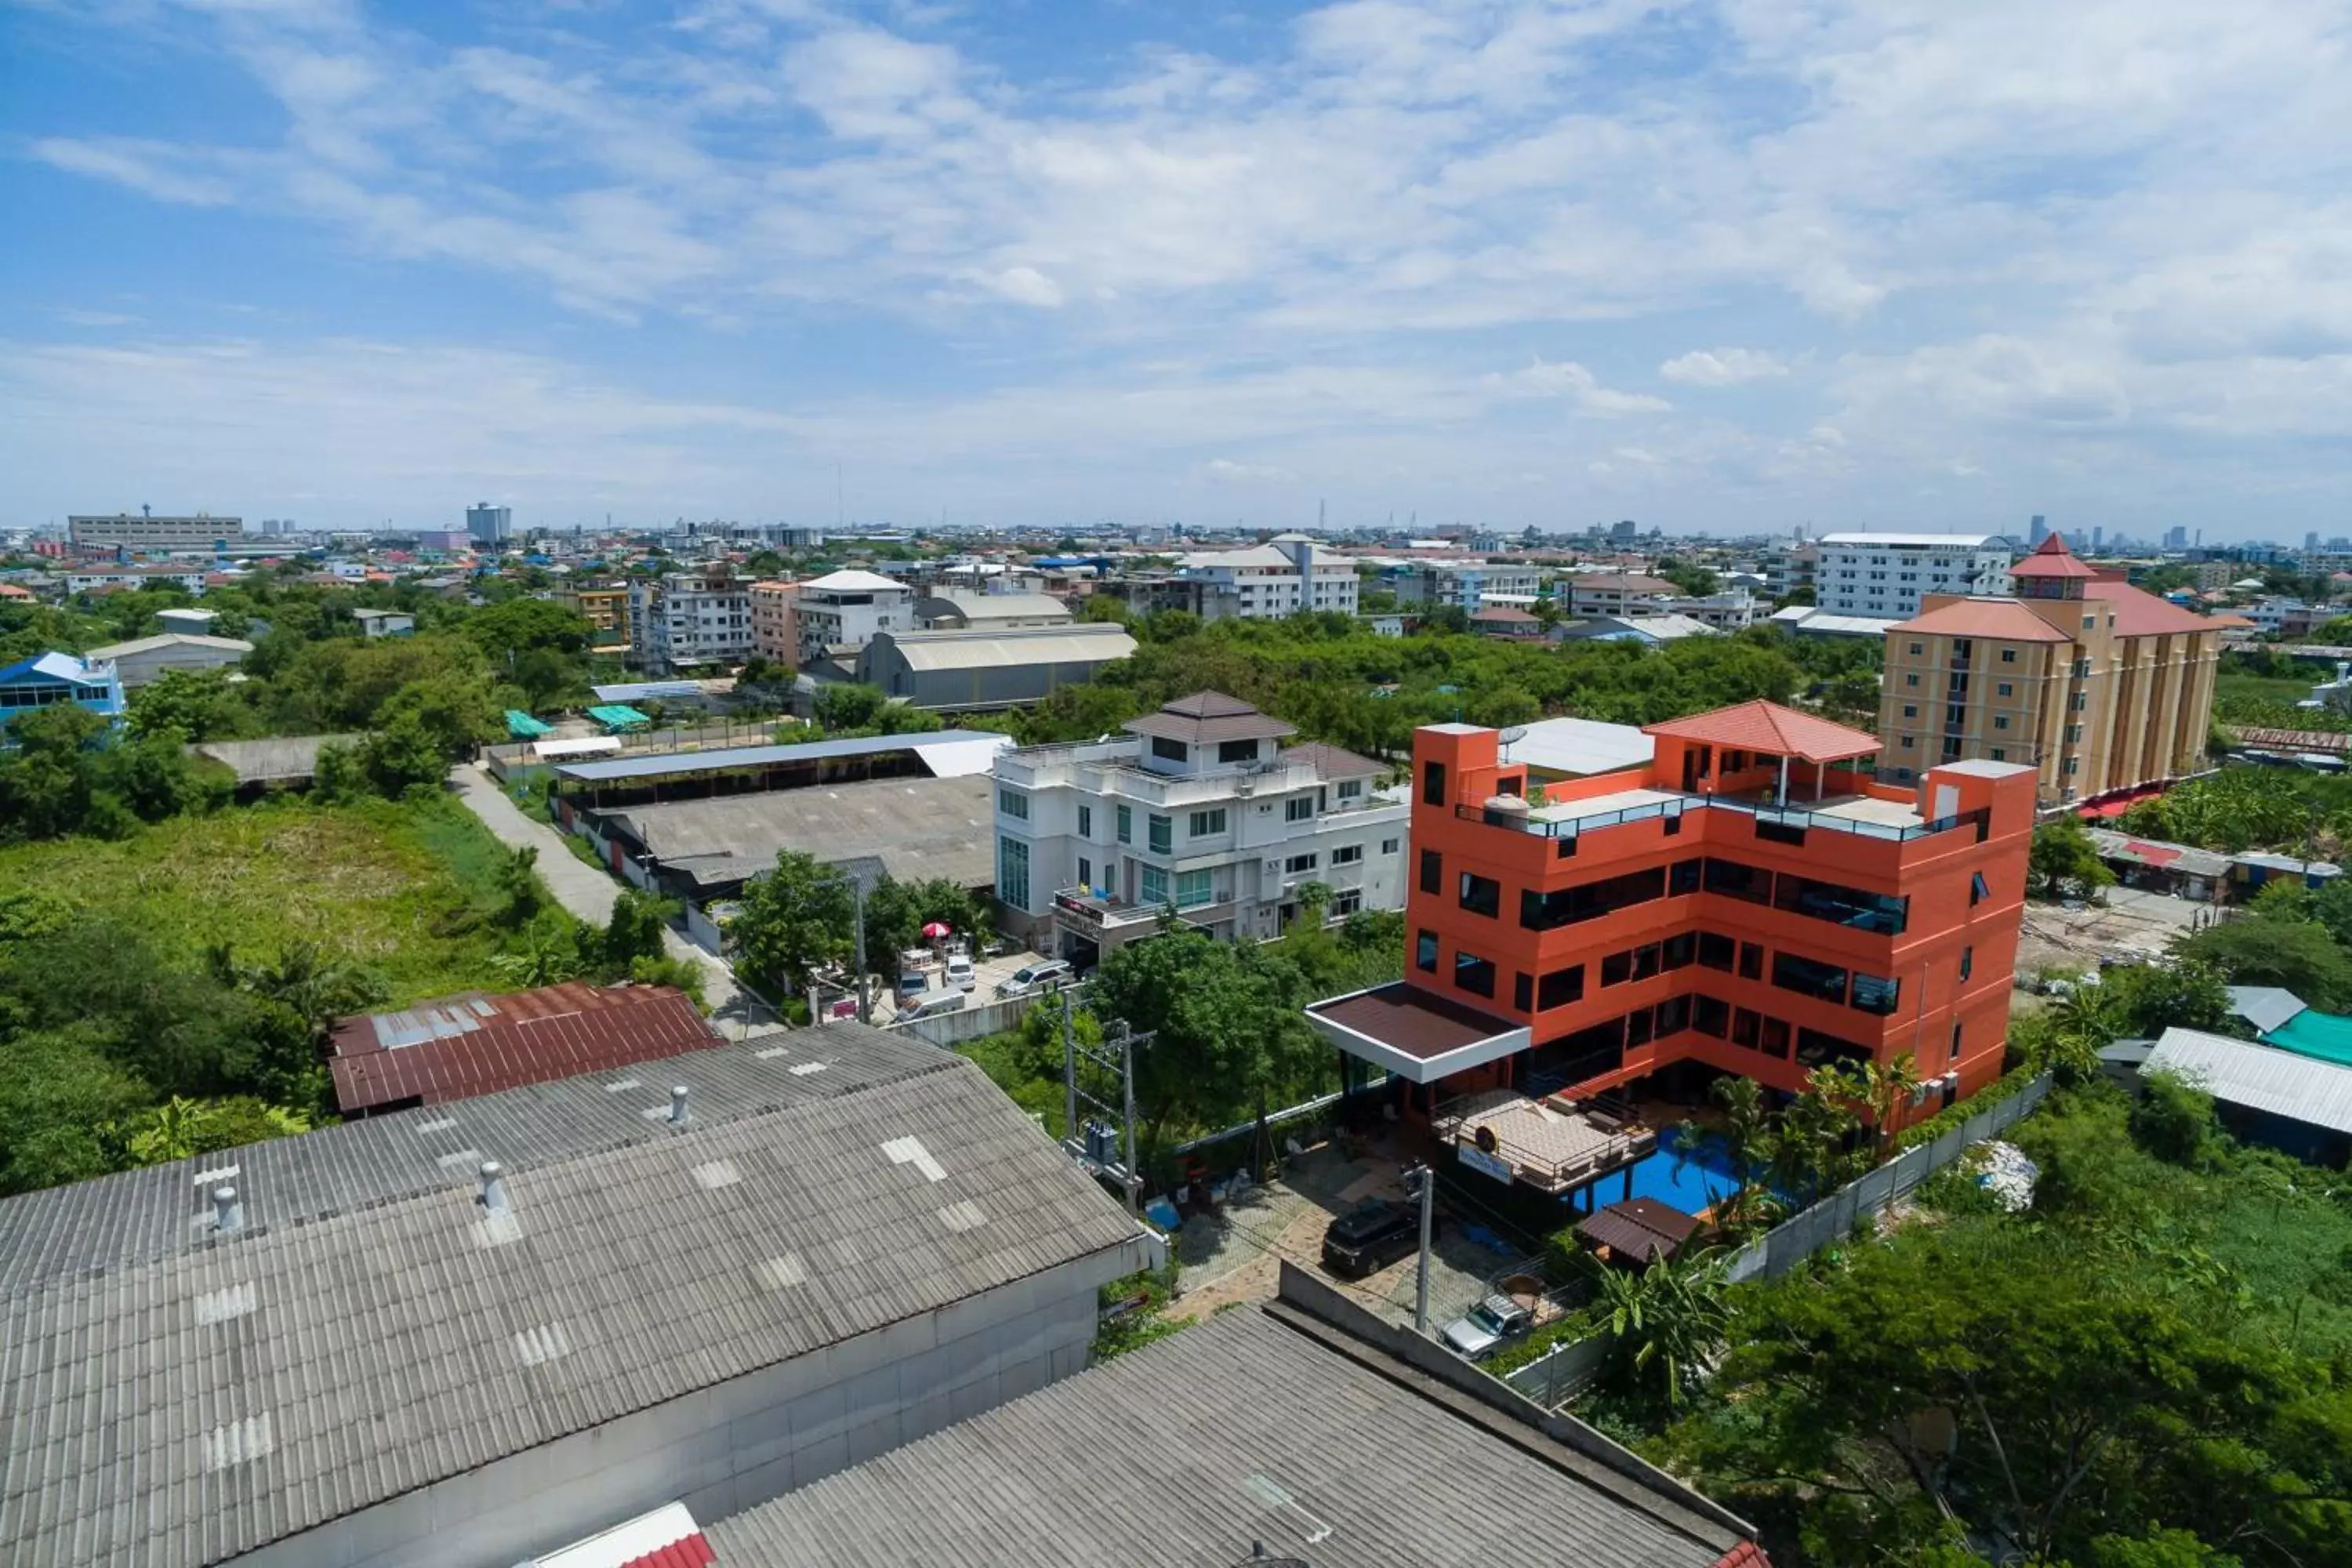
899, 988, 967, 1022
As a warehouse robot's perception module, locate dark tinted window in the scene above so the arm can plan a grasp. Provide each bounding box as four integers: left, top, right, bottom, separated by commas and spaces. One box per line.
1669, 858, 1701, 895
1632, 942, 1661, 982
1693, 995, 1730, 1036
1754, 818, 1807, 847
1458, 872, 1501, 918
1697, 931, 1735, 971
1513, 971, 1533, 1011
1415, 930, 1439, 972
1455, 951, 1497, 998
1773, 951, 1849, 1004
1704, 858, 1773, 904
1626, 1007, 1655, 1047
1761, 1017, 1791, 1058
1656, 995, 1691, 1036
1520, 866, 1667, 930
1420, 848, 1442, 895
1774, 873, 1908, 936
1152, 736, 1188, 762
1601, 951, 1632, 987
1422, 760, 1448, 807
1217, 739, 1259, 763
1739, 942, 1764, 981
1850, 973, 1901, 1014
1732, 1007, 1762, 1048
1662, 932, 1695, 970
1537, 965, 1584, 1009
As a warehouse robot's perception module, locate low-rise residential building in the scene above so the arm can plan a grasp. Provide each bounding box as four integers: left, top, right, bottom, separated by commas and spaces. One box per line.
1670, 589, 1760, 630
1815, 532, 2014, 620
1468, 605, 1546, 639
0, 650, 124, 728
1178, 534, 1361, 619
352, 608, 416, 638
1386, 559, 1544, 614
81, 632, 252, 688
747, 579, 799, 664
791, 569, 916, 662
1563, 572, 1679, 619
630, 568, 753, 673
557, 581, 631, 656
1761, 543, 1818, 601
1559, 612, 1717, 645
857, 622, 1137, 711
1305, 702, 2035, 1206
1878, 534, 2224, 804
991, 691, 1410, 964
64, 563, 213, 596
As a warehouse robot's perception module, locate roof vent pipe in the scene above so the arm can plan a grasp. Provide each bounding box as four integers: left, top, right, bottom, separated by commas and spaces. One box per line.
478, 1160, 508, 1214
670, 1085, 689, 1125
212, 1185, 241, 1233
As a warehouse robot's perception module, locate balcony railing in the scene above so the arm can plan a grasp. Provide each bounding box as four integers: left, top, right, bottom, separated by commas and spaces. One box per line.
1458, 794, 1990, 844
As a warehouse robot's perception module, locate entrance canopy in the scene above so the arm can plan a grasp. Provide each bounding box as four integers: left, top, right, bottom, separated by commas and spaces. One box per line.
1305, 982, 1530, 1084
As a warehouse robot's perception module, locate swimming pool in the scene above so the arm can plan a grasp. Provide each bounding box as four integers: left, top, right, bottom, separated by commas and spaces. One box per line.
1612, 1127, 1747, 1214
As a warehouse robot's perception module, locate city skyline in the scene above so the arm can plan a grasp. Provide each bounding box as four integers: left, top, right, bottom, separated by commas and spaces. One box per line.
2, 0, 2346, 534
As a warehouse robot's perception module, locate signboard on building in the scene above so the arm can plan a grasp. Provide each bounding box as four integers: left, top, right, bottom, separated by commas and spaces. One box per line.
1457, 1142, 1513, 1184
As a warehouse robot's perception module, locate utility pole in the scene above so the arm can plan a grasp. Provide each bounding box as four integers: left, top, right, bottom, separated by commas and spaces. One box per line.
1402, 1162, 1434, 1333
851, 878, 869, 1024
1062, 989, 1079, 1139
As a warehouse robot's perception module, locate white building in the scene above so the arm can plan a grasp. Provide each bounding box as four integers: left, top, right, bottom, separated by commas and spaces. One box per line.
1387, 560, 1544, 614
991, 691, 1409, 964
68, 512, 242, 551
1668, 589, 1759, 630
629, 568, 753, 673
792, 569, 917, 662
1815, 532, 2014, 620
64, 564, 213, 595
1562, 572, 1679, 619
1177, 535, 1360, 619
82, 632, 252, 688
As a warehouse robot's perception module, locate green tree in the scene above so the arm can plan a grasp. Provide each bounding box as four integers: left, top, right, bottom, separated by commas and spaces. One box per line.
812, 682, 891, 732
728, 850, 855, 997
1586, 1249, 1730, 1411
602, 887, 678, 974
2029, 815, 2118, 901
2174, 915, 2352, 1011
126, 668, 254, 742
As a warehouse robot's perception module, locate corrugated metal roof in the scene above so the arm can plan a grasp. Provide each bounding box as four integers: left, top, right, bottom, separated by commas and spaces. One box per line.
553, 729, 1007, 783
702, 1303, 1740, 1567
84, 633, 255, 658
0, 1025, 1146, 1568
884, 624, 1135, 672
327, 982, 720, 1114
597, 775, 996, 893
2226, 986, 2310, 1036
2146, 1026, 2352, 1137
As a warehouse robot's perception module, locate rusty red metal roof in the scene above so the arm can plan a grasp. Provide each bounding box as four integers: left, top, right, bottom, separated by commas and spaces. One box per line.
1642, 699, 1881, 764
328, 982, 719, 1114
1710, 1541, 1772, 1568
619, 1534, 715, 1568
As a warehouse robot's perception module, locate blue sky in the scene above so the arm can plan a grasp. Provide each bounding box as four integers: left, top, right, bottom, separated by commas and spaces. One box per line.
2, 0, 2347, 535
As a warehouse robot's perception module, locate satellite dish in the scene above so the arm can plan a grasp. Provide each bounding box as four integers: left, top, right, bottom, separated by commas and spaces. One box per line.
1497, 724, 1530, 760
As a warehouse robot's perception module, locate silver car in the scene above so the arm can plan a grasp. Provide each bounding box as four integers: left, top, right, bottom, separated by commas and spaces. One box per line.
1439, 1294, 1535, 1360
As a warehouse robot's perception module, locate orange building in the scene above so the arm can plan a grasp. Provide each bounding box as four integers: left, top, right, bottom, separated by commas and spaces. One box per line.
1306, 700, 2036, 1199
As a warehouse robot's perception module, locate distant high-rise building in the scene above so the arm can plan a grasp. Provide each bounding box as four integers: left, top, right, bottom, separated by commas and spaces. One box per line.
2164, 525, 2188, 550
466, 503, 513, 547
2028, 514, 2049, 546
2091, 525, 2104, 552
1813, 532, 2013, 620
1610, 519, 1639, 543
2308, 532, 2322, 552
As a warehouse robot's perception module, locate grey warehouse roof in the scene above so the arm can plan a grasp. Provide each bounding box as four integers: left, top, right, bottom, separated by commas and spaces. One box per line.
705, 1288, 1748, 1567
552, 728, 1007, 784
599, 774, 996, 892
2147, 1026, 2352, 1137
0, 1025, 1146, 1568
880, 624, 1136, 673
2226, 985, 2310, 1035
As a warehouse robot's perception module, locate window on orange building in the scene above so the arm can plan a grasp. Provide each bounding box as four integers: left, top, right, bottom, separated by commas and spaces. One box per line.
1693, 995, 1730, 1037
1627, 1007, 1655, 1047
1656, 995, 1691, 1036
1761, 1018, 1791, 1058
1415, 930, 1439, 972
1514, 972, 1533, 1011
1458, 872, 1500, 918
1703, 858, 1773, 904
1662, 932, 1695, 969
1850, 973, 1901, 1014
1732, 1007, 1762, 1049
1960, 946, 1973, 982
1454, 950, 1497, 998
1669, 858, 1702, 895
1421, 760, 1448, 807
1950, 1021, 1963, 1061
1632, 942, 1662, 982
1601, 951, 1632, 987
1537, 965, 1584, 1009
1420, 849, 1442, 895
1772, 951, 1849, 1005
1697, 931, 1735, 971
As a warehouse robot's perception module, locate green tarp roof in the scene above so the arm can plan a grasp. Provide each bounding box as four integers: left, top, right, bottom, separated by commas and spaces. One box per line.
587, 704, 652, 731
504, 710, 553, 739
2261, 1009, 2352, 1069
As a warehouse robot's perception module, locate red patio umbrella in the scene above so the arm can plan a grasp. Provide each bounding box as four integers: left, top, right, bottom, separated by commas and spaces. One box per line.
920, 921, 953, 938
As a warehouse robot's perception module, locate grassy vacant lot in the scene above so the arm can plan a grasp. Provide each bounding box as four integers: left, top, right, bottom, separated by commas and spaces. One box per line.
2217, 671, 2321, 706
0, 793, 516, 1005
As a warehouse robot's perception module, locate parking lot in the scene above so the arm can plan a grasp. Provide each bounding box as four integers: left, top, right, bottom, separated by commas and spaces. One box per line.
1162, 1136, 1541, 1338
869, 946, 1057, 1024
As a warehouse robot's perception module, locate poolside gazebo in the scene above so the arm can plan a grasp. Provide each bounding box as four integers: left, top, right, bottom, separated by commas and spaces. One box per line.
1641, 700, 1882, 806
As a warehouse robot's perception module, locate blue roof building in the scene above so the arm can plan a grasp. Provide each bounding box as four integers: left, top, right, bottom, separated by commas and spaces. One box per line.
0, 652, 125, 730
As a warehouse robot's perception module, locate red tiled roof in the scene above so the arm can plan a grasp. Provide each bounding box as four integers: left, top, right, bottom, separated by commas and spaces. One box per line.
2012, 533, 2096, 579
2084, 578, 2229, 637
328, 982, 718, 1113
1711, 1542, 1771, 1568
620, 1535, 715, 1568
1891, 597, 2072, 642
1471, 605, 1539, 622
1642, 699, 1881, 764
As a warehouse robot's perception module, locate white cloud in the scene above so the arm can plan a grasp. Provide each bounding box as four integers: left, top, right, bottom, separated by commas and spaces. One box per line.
32, 139, 238, 207
980, 267, 1065, 308
1199, 458, 1295, 484
1489, 358, 1670, 415
1660, 348, 1789, 387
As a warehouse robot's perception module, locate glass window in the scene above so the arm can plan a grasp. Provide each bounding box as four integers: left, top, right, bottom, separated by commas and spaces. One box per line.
1732, 1007, 1762, 1049
1116, 804, 1131, 844
997, 788, 1030, 820
1960, 946, 1973, 982
1077, 804, 1091, 837
1601, 950, 1632, 987
1217, 739, 1259, 763
1416, 930, 1439, 971
997, 835, 1030, 907
1950, 1021, 1963, 1062
1662, 931, 1695, 970
1077, 856, 1091, 888
1656, 995, 1691, 1036
1286, 796, 1315, 822
1286, 852, 1318, 873
1632, 942, 1661, 982
1626, 1007, 1656, 1047
1537, 965, 1584, 1009
1139, 864, 1168, 905
1338, 779, 1363, 800
1704, 858, 1773, 904
1422, 760, 1448, 807
1514, 971, 1533, 1011
1149, 814, 1172, 855
1971, 871, 1990, 906
1189, 808, 1228, 837
1152, 736, 1188, 762
1176, 869, 1214, 908
1420, 848, 1443, 895
1739, 942, 1763, 980
1454, 950, 1497, 998
1693, 995, 1730, 1037
1697, 931, 1734, 971
1331, 844, 1363, 866
1761, 1017, 1791, 1058
1850, 973, 1900, 1014
1458, 872, 1501, 917
1669, 858, 1702, 895
1773, 874, 1908, 936
1519, 866, 1667, 930
1381, 837, 1399, 855
1772, 951, 1849, 1004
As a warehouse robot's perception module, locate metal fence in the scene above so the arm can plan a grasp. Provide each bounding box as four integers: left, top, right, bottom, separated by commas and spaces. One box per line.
1501, 1071, 2055, 1407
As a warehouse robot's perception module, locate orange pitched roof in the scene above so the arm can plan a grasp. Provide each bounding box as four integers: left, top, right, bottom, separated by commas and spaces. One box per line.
2012, 533, 2096, 579
1642, 699, 1880, 763
1893, 597, 2072, 642
2084, 579, 2227, 637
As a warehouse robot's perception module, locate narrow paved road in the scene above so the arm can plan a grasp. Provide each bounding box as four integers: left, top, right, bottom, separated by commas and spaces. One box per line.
449, 764, 774, 1036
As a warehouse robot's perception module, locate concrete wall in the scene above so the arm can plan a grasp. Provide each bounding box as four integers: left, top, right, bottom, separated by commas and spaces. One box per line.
234, 1242, 1145, 1568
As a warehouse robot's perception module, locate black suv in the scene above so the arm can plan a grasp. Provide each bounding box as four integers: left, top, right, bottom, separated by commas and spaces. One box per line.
1320, 1198, 1431, 1277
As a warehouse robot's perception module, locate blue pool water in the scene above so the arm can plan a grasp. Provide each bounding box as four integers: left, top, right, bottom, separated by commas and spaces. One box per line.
1611, 1129, 1745, 1214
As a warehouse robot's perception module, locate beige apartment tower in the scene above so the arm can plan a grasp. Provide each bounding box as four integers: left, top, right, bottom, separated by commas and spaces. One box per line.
1878, 534, 2220, 805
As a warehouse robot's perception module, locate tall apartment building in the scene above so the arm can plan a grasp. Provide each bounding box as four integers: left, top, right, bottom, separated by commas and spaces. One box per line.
1178, 535, 1361, 619
68, 512, 242, 552
626, 568, 751, 673
466, 502, 513, 547
1815, 532, 2013, 620
792, 569, 915, 662
1304, 705, 2034, 1192
748, 579, 800, 665
1388, 560, 1544, 614
990, 691, 1410, 965
1761, 543, 1817, 601
1878, 533, 2223, 804
557, 580, 630, 655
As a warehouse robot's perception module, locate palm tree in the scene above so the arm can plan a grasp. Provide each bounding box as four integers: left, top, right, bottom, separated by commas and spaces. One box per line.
1706, 1075, 1780, 1236
1855, 1052, 1922, 1151
1588, 1250, 1731, 1410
